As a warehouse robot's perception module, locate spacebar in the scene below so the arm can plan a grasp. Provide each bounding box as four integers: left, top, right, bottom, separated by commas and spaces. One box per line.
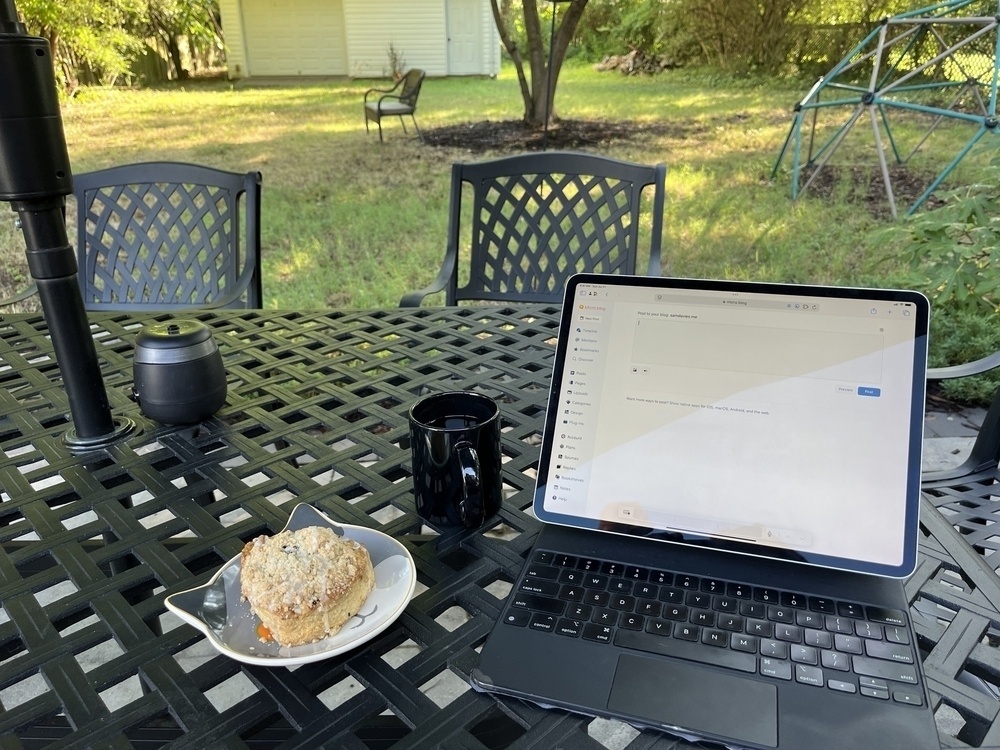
614, 630, 757, 673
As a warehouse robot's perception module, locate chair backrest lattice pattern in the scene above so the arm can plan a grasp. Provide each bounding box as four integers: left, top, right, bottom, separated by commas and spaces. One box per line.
74, 162, 262, 311
399, 69, 424, 107
453, 152, 665, 304
469, 172, 640, 298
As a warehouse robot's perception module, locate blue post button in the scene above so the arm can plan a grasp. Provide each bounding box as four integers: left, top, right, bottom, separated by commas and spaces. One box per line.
857, 387, 882, 398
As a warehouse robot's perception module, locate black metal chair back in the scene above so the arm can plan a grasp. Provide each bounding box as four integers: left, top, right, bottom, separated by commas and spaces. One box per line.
400, 151, 665, 306
74, 162, 262, 310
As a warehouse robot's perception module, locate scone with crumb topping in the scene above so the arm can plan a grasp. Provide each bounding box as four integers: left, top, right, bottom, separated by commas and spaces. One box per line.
240, 526, 375, 646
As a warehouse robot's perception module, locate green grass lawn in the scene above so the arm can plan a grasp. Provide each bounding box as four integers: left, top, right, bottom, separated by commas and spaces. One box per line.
1, 61, 995, 312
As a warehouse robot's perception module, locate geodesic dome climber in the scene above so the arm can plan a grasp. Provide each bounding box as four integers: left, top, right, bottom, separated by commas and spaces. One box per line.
773, 0, 1000, 219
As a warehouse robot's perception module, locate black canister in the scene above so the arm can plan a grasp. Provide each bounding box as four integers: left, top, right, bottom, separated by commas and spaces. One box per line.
132, 320, 227, 424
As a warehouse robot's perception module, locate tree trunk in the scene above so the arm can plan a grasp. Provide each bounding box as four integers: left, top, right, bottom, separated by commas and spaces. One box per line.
490, 0, 589, 129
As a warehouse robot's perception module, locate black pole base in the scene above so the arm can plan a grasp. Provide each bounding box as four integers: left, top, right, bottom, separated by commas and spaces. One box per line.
64, 416, 138, 454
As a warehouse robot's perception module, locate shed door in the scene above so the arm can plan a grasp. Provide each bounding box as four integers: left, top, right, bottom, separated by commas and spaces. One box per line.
242, 0, 347, 75
447, 0, 480, 75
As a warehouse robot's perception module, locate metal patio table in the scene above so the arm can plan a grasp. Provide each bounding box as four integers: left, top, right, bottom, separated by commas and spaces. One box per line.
1, 306, 999, 749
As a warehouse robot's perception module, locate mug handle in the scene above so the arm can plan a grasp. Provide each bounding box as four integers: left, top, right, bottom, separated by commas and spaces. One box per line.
456, 441, 485, 528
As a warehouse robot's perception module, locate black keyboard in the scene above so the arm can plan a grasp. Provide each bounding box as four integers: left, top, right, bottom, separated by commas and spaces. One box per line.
502, 549, 925, 706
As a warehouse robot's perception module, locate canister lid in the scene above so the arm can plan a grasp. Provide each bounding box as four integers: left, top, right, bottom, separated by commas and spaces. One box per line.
134, 320, 218, 364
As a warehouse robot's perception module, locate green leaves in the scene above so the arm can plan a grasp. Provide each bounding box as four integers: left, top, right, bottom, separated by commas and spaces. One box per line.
896, 176, 1000, 314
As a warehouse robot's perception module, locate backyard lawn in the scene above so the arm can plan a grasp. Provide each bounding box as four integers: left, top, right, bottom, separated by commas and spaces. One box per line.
0, 62, 994, 314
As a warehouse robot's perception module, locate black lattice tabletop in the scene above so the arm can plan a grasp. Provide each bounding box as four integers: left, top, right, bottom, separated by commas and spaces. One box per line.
0, 307, 999, 749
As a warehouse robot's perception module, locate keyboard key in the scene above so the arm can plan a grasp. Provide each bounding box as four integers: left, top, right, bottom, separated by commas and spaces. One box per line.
610, 595, 636, 611
555, 618, 583, 637
583, 591, 610, 608
893, 689, 924, 706
609, 579, 633, 594
502, 609, 531, 627
780, 591, 806, 608
885, 625, 910, 645
661, 604, 688, 621
634, 583, 658, 599
528, 613, 557, 632
867, 606, 907, 627
649, 570, 672, 585
767, 606, 794, 624
741, 602, 767, 619
760, 639, 788, 659
852, 656, 919, 684
701, 578, 725, 593
804, 629, 832, 649
714, 596, 740, 613
775, 624, 802, 642
691, 611, 716, 627
615, 629, 757, 673
675, 624, 700, 641
577, 557, 601, 572
558, 569, 584, 585
746, 619, 773, 638
624, 566, 649, 581
583, 573, 609, 589
828, 679, 856, 694
718, 614, 743, 632
619, 613, 644, 630
728, 582, 751, 599
645, 619, 671, 637
592, 608, 617, 625
520, 579, 559, 596
602, 561, 625, 577
532, 551, 554, 564
794, 664, 824, 687
796, 611, 824, 629
838, 602, 865, 618
558, 585, 584, 602
636, 601, 661, 617
552, 554, 576, 568
686, 594, 712, 611
854, 621, 882, 640
731, 633, 758, 653
861, 686, 890, 700
755, 587, 780, 604
659, 587, 685, 604
821, 650, 851, 672
809, 597, 836, 614
582, 623, 613, 643
834, 634, 863, 654
759, 657, 792, 680
702, 629, 728, 647
567, 603, 592, 619
525, 564, 560, 580
511, 593, 565, 615
865, 640, 914, 664
676, 575, 699, 589
790, 645, 818, 665
826, 615, 854, 634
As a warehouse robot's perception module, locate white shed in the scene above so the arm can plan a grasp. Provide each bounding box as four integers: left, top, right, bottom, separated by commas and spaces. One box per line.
219, 0, 500, 78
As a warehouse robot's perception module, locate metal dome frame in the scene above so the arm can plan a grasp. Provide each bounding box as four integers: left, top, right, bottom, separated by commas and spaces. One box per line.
773, 0, 1000, 218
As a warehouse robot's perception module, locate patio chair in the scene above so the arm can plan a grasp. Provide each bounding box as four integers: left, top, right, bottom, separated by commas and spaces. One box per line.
922, 352, 1000, 485
399, 151, 666, 306
75, 162, 262, 310
0, 162, 263, 311
364, 69, 425, 143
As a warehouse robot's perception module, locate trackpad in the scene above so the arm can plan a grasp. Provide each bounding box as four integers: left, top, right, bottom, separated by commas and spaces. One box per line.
608, 654, 778, 747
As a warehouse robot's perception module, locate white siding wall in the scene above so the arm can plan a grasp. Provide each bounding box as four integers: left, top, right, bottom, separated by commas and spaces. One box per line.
218, 0, 248, 78
220, 0, 497, 79
343, 0, 449, 77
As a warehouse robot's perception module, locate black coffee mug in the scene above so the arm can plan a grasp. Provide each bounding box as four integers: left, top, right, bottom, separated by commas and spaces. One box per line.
408, 391, 502, 529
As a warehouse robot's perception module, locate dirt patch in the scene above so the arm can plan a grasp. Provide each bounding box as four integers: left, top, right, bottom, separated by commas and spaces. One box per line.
798, 163, 947, 219
423, 118, 691, 152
